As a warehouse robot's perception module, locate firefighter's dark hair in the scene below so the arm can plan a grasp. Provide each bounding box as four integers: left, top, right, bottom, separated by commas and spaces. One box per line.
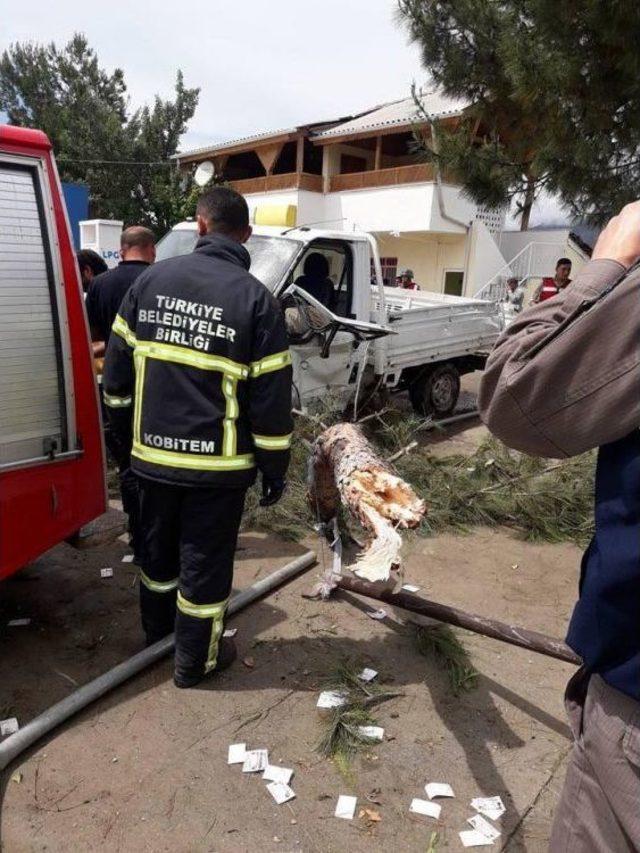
196, 187, 249, 235
76, 249, 108, 276
556, 257, 572, 268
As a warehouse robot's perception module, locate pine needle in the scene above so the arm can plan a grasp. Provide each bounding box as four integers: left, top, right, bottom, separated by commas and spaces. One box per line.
316, 661, 399, 763
415, 625, 479, 695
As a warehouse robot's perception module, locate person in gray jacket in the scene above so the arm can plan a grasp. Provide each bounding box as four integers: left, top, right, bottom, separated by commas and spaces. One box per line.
479, 201, 640, 852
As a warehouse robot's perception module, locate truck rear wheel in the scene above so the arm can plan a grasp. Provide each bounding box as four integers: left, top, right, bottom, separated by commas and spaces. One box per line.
409, 363, 460, 417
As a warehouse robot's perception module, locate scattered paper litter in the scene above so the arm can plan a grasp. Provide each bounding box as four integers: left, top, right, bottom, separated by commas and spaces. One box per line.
358, 726, 384, 741
459, 830, 494, 847
366, 608, 387, 621
10, 771, 22, 784
402, 584, 421, 593
467, 814, 501, 841
0, 718, 19, 736
426, 782, 455, 800
317, 690, 348, 709
335, 795, 358, 820
266, 782, 296, 805
471, 797, 506, 821
223, 628, 237, 638
242, 749, 268, 773
357, 667, 378, 682
7, 618, 31, 627
121, 554, 135, 563
227, 743, 246, 765
100, 567, 114, 579
410, 798, 441, 820
263, 764, 293, 785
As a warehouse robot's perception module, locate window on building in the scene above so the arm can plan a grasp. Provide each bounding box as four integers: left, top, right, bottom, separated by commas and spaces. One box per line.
372, 256, 398, 287
0, 164, 67, 465
443, 270, 465, 297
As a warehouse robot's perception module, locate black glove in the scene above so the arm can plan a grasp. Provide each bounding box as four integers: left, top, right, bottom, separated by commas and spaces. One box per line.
259, 476, 286, 507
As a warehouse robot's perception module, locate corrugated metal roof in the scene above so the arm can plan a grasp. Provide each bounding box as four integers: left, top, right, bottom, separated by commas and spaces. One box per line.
312, 91, 468, 140
173, 91, 468, 160
172, 127, 299, 160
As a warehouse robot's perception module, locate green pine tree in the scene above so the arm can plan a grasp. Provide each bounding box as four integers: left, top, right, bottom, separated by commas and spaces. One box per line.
0, 34, 200, 234
397, 0, 640, 228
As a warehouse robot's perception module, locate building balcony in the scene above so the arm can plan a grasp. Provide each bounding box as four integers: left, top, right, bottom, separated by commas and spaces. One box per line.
328, 163, 435, 193
229, 172, 323, 195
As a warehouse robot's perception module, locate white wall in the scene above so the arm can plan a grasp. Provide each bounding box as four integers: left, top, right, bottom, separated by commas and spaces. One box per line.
465, 220, 509, 296
375, 232, 467, 294
242, 182, 480, 236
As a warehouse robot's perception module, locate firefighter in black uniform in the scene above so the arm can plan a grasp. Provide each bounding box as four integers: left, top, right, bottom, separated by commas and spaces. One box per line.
103, 187, 292, 688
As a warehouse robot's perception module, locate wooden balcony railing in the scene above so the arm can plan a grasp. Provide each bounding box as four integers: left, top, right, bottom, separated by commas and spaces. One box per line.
329, 163, 435, 193
229, 172, 323, 194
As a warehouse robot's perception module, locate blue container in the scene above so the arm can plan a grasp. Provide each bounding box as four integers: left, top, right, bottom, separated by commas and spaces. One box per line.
61, 182, 89, 249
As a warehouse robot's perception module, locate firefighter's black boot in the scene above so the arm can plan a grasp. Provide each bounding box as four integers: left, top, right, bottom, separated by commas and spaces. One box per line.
173, 636, 237, 688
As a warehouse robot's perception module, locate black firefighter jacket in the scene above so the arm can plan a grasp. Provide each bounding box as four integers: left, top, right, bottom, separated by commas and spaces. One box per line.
102, 233, 293, 488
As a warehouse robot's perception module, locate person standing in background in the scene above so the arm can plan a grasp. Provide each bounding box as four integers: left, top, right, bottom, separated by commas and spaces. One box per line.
531, 257, 572, 303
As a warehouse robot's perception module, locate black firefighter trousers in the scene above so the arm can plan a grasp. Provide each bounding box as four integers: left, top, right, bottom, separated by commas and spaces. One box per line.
137, 478, 246, 680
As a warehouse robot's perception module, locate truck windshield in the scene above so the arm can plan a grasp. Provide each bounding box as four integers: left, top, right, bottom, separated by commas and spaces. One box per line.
155, 229, 301, 292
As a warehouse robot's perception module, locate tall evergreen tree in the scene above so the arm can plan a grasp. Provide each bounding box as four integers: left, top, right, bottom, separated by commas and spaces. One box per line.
0, 34, 200, 233
398, 1, 640, 228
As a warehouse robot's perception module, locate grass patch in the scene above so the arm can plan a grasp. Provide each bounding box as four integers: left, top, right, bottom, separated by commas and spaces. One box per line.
415, 625, 479, 695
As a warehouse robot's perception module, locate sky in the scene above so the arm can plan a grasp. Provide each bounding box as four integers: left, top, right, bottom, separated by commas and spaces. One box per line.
0, 0, 566, 226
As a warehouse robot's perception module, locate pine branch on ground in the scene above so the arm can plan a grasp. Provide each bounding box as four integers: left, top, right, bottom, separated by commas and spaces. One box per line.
414, 625, 479, 695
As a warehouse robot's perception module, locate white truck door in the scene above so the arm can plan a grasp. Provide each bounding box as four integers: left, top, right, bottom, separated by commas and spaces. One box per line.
281, 239, 390, 410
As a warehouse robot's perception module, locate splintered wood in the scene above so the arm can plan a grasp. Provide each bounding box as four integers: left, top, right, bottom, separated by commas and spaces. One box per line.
308, 423, 426, 587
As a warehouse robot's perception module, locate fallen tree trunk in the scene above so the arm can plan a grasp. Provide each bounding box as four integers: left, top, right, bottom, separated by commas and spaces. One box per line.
308, 423, 426, 587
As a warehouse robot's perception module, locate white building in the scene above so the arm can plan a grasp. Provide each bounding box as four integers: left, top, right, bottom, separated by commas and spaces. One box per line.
173, 94, 587, 298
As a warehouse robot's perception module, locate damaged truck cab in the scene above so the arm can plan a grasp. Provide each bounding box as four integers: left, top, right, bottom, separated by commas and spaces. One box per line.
157, 221, 504, 416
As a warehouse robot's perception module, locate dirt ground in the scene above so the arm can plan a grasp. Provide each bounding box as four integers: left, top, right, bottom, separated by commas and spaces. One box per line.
0, 387, 584, 852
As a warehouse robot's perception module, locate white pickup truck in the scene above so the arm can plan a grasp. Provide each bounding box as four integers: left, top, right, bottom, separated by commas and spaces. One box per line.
156, 223, 504, 416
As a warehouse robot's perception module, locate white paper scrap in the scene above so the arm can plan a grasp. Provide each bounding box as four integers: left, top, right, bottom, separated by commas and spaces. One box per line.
335, 795, 357, 820
227, 743, 246, 765
100, 567, 114, 578
471, 797, 506, 821
0, 718, 19, 736
358, 725, 384, 741
410, 798, 441, 820
459, 830, 494, 847
366, 608, 387, 621
266, 782, 296, 805
223, 628, 237, 638
357, 667, 378, 682
402, 584, 421, 593
7, 618, 31, 627
467, 815, 501, 841
242, 749, 268, 773
263, 764, 293, 785
317, 690, 348, 709
121, 554, 135, 563
425, 782, 455, 800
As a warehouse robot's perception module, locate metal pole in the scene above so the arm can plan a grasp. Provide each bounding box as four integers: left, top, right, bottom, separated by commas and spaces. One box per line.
0, 551, 316, 772
336, 575, 580, 666
422, 410, 480, 431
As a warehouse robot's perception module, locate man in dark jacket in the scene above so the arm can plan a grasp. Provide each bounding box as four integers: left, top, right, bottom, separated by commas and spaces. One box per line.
86, 226, 155, 562
479, 201, 640, 850
103, 187, 292, 688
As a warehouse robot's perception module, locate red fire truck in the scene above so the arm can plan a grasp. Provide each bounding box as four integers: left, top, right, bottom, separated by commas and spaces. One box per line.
0, 125, 106, 580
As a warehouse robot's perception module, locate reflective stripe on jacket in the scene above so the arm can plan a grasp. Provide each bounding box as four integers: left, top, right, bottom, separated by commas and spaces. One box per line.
102, 233, 293, 487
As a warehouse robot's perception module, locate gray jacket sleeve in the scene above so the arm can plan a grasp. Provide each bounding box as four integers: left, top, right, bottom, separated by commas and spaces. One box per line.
479, 259, 640, 458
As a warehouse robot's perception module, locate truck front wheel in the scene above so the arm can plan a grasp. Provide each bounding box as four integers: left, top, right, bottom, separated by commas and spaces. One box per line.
409, 363, 460, 418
